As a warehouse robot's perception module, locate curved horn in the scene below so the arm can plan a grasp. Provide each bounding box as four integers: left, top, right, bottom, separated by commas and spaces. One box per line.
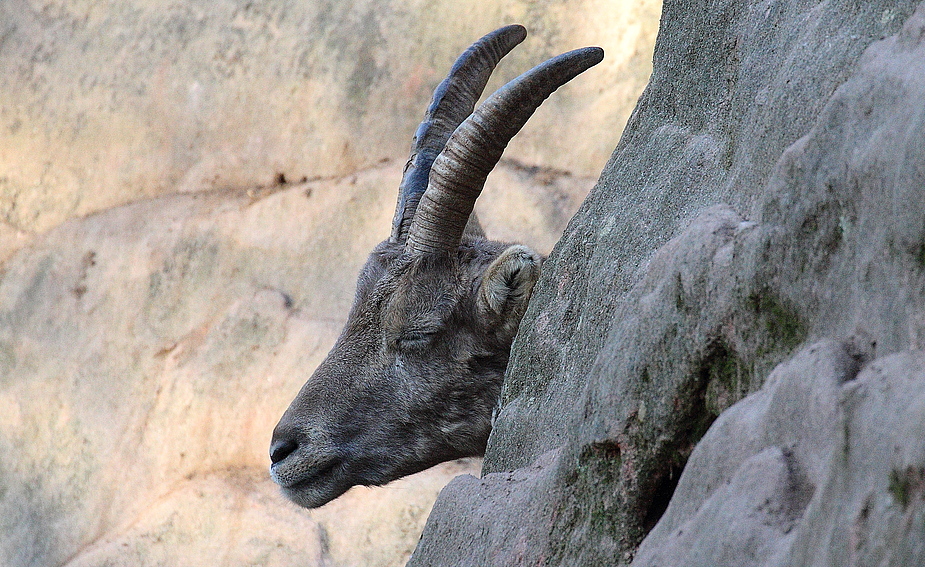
390, 25, 527, 243
404, 46, 605, 256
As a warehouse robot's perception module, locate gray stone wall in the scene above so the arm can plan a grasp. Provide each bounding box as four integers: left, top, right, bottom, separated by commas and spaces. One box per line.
410, 1, 925, 565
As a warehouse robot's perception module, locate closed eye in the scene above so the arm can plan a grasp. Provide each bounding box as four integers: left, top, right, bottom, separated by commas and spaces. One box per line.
395, 329, 436, 350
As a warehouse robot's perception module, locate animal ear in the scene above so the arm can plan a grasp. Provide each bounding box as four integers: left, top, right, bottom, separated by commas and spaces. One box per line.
477, 245, 542, 333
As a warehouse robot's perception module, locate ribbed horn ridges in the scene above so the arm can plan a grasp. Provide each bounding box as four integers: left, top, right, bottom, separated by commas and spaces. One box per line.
405, 46, 605, 256
390, 24, 527, 243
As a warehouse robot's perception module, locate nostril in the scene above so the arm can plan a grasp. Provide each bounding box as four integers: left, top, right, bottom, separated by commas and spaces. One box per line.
270, 438, 298, 464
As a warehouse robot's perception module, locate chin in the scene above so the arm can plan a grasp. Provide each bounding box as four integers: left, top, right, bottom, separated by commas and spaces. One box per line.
270, 461, 352, 509
280, 481, 351, 509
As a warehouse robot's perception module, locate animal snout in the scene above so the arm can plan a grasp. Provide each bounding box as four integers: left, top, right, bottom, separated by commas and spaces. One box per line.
270, 437, 298, 464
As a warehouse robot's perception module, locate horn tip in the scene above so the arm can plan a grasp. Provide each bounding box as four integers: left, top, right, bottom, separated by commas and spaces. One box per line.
577, 46, 605, 66
496, 24, 528, 42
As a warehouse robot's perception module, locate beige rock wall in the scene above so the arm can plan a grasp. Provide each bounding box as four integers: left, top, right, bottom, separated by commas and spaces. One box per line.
0, 0, 660, 248
0, 161, 612, 567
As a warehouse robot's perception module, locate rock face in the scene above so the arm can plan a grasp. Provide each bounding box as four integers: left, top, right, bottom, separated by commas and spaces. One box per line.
0, 156, 597, 567
632, 341, 925, 567
0, 0, 659, 247
410, 0, 925, 565
0, 168, 432, 567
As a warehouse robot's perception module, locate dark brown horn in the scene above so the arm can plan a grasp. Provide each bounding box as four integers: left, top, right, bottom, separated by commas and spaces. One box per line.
390, 25, 527, 243
404, 46, 605, 256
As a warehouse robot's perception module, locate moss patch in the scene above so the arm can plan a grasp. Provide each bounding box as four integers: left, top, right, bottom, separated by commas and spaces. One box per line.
889, 466, 925, 510
700, 340, 749, 416
577, 441, 624, 535
547, 439, 628, 566
747, 288, 808, 354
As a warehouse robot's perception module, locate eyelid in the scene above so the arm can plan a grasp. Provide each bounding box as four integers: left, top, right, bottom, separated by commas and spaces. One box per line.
397, 328, 436, 348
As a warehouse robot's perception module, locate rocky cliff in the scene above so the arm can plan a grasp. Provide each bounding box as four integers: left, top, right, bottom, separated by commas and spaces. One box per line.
409, 0, 925, 565
0, 0, 658, 254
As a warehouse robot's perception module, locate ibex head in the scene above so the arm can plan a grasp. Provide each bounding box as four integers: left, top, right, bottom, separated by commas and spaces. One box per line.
270, 25, 602, 508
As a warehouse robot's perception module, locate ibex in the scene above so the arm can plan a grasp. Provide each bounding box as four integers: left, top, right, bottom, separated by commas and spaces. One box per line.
270, 25, 603, 508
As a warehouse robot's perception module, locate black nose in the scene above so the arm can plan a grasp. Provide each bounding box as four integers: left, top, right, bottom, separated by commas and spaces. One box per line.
270, 438, 298, 464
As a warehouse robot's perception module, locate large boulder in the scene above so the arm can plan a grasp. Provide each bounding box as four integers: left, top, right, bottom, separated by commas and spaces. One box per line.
410, 0, 925, 565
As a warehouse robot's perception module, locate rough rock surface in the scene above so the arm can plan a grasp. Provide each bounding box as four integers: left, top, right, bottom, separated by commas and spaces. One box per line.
410, 0, 925, 565
0, 0, 660, 245
633, 341, 925, 567
0, 158, 590, 567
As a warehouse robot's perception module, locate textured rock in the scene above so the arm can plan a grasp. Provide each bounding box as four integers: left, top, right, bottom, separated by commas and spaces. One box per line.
0, 221, 31, 264
634, 342, 925, 567
0, 156, 589, 566
411, 0, 925, 565
63, 462, 478, 567
632, 339, 856, 566
411, 205, 751, 566
489, 0, 924, 477
0, 0, 660, 243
